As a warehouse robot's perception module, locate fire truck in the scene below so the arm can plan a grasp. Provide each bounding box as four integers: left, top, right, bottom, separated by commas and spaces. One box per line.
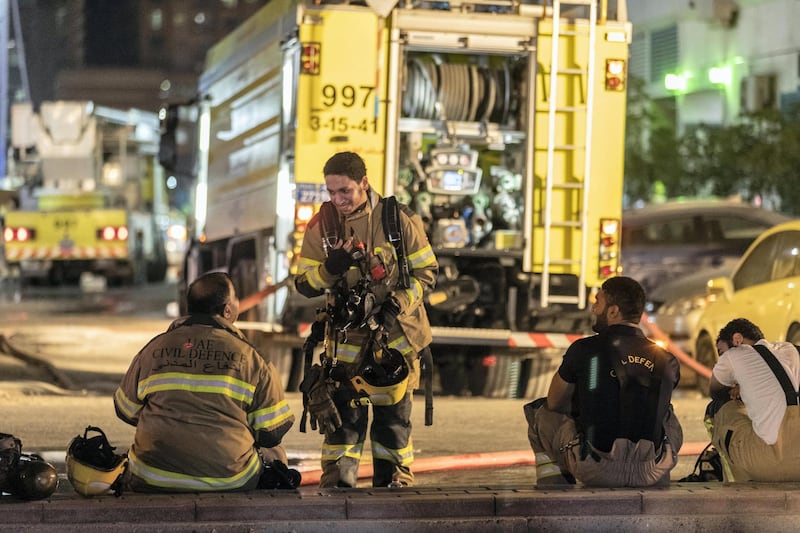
166, 0, 630, 396
4, 101, 168, 285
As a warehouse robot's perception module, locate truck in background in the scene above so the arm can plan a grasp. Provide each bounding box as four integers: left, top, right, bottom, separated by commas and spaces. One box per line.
163, 0, 630, 397
4, 101, 168, 285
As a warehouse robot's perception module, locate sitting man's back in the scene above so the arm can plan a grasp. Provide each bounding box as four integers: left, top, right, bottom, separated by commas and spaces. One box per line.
710, 318, 800, 482
114, 272, 294, 492
524, 276, 683, 487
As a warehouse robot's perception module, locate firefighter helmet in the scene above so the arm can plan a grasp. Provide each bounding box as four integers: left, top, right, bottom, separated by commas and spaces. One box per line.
66, 426, 128, 497
351, 344, 409, 406
8, 455, 58, 500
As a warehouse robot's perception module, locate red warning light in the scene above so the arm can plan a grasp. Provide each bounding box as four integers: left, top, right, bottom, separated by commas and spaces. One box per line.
301, 43, 321, 75
605, 59, 626, 92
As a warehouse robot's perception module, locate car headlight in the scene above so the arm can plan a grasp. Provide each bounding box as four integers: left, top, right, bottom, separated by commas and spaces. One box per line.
663, 295, 707, 315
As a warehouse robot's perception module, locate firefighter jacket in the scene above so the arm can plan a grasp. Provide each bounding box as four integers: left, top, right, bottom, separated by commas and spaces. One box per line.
114, 314, 294, 492
294, 190, 438, 388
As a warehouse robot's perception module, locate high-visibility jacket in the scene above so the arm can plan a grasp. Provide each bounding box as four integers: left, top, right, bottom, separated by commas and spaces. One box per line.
114, 314, 294, 492
294, 190, 438, 386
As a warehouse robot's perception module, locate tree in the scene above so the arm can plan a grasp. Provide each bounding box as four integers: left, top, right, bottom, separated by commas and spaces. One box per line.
623, 76, 682, 204
624, 77, 800, 214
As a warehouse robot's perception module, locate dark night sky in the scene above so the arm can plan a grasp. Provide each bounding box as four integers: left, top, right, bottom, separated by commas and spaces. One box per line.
84, 0, 139, 66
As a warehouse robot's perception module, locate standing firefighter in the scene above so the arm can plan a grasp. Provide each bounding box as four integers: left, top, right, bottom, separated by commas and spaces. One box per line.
295, 151, 438, 488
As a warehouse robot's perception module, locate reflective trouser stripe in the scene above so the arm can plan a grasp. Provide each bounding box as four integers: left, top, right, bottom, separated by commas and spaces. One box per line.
372, 440, 414, 467
535, 453, 563, 479
321, 442, 364, 462
128, 449, 261, 491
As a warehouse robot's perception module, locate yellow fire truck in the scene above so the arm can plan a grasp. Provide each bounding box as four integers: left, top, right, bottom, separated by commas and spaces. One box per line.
167, 0, 630, 396
4, 101, 168, 285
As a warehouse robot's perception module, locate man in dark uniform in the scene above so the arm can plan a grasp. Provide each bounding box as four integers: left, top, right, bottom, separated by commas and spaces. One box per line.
524, 276, 683, 487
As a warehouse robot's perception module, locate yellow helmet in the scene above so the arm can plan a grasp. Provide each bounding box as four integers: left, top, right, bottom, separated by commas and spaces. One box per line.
351, 344, 409, 406
66, 426, 128, 497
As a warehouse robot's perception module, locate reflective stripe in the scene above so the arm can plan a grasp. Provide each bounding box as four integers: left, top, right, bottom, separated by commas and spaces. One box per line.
138, 372, 256, 404
408, 244, 436, 268
333, 343, 360, 364
387, 336, 414, 357
321, 442, 363, 462
248, 399, 293, 431
113, 387, 143, 420
372, 440, 414, 466
402, 278, 423, 306
297, 257, 326, 290
128, 448, 261, 491
536, 463, 563, 478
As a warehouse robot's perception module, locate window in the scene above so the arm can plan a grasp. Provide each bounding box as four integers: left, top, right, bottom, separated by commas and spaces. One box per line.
770, 231, 800, 282
150, 8, 163, 31
732, 233, 781, 291
709, 216, 773, 242
633, 218, 698, 245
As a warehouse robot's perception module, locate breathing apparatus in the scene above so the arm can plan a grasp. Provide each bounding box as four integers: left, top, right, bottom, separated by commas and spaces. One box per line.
1, 433, 58, 501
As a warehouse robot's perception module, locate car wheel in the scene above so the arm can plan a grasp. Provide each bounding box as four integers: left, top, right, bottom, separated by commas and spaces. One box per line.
695, 333, 717, 397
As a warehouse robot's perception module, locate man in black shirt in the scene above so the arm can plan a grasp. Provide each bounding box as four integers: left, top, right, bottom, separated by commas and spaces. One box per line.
524, 276, 683, 487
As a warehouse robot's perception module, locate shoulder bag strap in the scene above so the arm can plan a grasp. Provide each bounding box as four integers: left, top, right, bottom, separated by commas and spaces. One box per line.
752, 344, 798, 406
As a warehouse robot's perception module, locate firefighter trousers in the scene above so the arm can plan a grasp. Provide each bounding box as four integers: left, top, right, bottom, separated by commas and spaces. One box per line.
711, 401, 800, 482
319, 387, 414, 488
525, 399, 683, 487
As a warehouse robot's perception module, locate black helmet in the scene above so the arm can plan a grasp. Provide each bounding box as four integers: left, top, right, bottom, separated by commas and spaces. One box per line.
0, 433, 23, 495
10, 455, 58, 500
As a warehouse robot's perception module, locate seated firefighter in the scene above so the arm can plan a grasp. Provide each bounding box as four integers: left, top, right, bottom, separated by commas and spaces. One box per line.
113, 272, 295, 492
524, 276, 683, 487
709, 318, 800, 482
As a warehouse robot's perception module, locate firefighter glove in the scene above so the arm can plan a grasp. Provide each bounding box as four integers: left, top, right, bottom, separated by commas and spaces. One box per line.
324, 248, 354, 276
378, 297, 401, 332
300, 364, 342, 435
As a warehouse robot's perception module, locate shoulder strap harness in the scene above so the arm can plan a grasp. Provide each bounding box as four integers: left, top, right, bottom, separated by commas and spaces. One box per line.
752, 344, 800, 406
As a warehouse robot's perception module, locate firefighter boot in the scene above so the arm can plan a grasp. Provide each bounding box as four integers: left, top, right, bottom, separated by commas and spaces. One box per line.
524, 398, 575, 488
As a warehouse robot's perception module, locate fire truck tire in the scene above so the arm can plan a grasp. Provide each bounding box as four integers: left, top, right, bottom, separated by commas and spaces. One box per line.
468, 353, 523, 398
518, 354, 561, 399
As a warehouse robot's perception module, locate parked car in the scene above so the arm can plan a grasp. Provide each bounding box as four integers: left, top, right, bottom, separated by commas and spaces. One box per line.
622, 199, 791, 296
645, 265, 732, 356
692, 219, 800, 394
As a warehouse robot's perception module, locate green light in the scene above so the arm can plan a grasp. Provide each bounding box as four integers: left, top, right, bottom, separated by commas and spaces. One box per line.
708, 65, 732, 86
664, 73, 687, 91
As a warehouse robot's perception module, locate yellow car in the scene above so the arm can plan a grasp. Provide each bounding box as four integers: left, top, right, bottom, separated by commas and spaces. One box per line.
693, 219, 800, 392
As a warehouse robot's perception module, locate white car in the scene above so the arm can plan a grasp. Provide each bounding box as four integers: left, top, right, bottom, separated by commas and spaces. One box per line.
646, 265, 731, 356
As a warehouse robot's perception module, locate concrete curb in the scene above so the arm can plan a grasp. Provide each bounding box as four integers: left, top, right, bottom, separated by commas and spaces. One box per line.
3, 483, 800, 532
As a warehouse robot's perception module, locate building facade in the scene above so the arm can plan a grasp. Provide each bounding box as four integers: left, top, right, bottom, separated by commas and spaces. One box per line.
19, 0, 266, 111
628, 0, 800, 132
